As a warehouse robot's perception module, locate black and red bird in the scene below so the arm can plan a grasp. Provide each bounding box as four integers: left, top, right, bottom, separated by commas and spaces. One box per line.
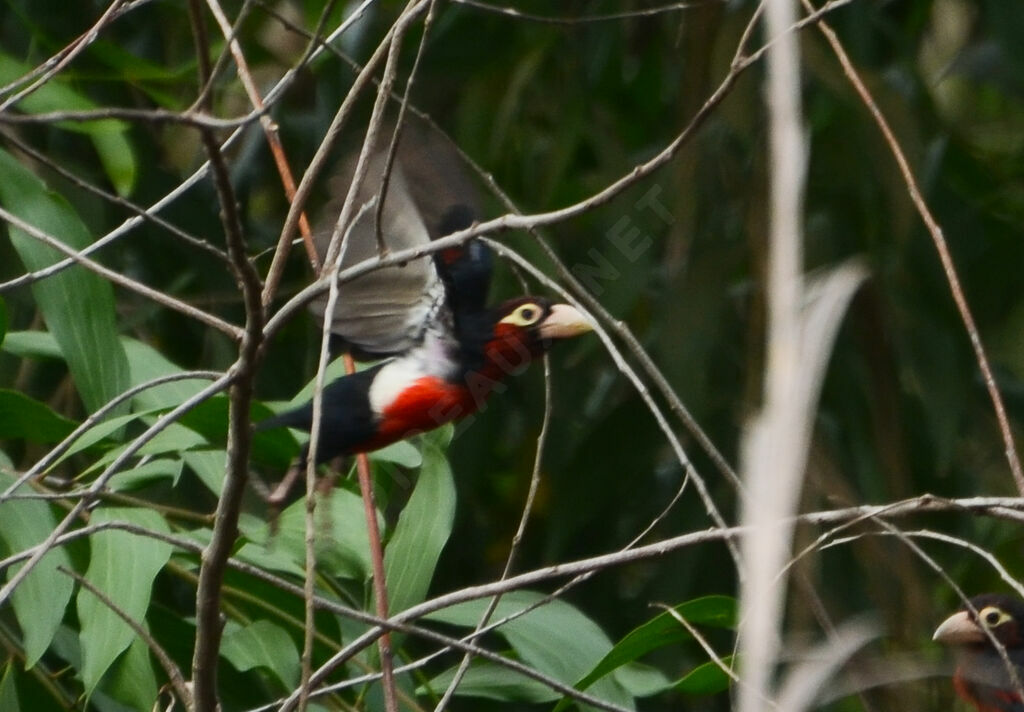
261, 125, 592, 466
933, 594, 1024, 712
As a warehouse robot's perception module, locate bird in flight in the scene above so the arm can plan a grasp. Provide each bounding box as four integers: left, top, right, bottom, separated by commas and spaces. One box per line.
260, 124, 592, 482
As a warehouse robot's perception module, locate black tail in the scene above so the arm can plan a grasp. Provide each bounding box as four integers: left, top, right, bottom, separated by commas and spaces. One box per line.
255, 364, 383, 465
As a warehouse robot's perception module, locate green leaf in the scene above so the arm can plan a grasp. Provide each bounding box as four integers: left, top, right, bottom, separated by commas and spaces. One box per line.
106, 635, 159, 711
2, 332, 213, 413
0, 53, 137, 195
369, 439, 421, 468
238, 488, 379, 581
384, 433, 456, 613
0, 330, 62, 359
0, 149, 131, 415
107, 458, 183, 491
183, 449, 226, 497
177, 395, 293, 469
426, 590, 631, 710
77, 507, 172, 695
80, 422, 208, 485
122, 338, 207, 412
49, 412, 152, 468
553, 595, 736, 710
0, 389, 77, 443
222, 619, 300, 688
612, 662, 671, 698
0, 663, 20, 712
672, 657, 733, 696
422, 661, 559, 704
87, 127, 137, 198
0, 473, 75, 668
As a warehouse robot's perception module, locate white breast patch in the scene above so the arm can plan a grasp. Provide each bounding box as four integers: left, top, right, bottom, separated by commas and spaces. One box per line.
367, 331, 460, 416
368, 358, 428, 416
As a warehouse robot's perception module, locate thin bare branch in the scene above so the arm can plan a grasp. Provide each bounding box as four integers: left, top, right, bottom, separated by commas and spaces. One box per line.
0, 372, 234, 610
0, 370, 223, 502
0, 0, 127, 111
0, 205, 243, 339
802, 0, 1024, 494
448, 0, 714, 24
60, 566, 193, 708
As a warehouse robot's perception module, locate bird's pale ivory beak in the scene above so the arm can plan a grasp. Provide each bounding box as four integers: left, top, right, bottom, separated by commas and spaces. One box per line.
933, 610, 986, 644
538, 304, 594, 340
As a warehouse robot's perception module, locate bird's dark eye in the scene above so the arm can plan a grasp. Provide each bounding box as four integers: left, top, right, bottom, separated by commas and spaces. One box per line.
979, 606, 1010, 628
499, 302, 543, 327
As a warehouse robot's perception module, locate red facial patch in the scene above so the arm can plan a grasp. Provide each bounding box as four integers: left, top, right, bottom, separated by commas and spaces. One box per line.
357, 376, 480, 452
479, 323, 538, 381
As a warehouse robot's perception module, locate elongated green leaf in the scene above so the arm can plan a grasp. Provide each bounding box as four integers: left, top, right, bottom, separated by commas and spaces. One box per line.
0, 53, 137, 195
384, 430, 455, 613
87, 128, 137, 198
222, 619, 300, 688
423, 661, 559, 704
106, 634, 159, 711
85, 422, 207, 473
108, 458, 183, 491
50, 412, 153, 468
672, 656, 733, 696
0, 473, 75, 667
122, 338, 207, 411
369, 439, 421, 468
183, 449, 226, 497
0, 330, 62, 359
238, 488, 378, 581
0, 389, 77, 443
0, 295, 7, 348
0, 149, 131, 416
2, 332, 213, 412
553, 595, 735, 710
613, 662, 672, 698
426, 590, 631, 710
77, 507, 172, 695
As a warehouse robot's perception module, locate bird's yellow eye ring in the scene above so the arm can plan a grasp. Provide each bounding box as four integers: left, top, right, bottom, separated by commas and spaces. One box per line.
499, 303, 543, 327
978, 606, 1013, 628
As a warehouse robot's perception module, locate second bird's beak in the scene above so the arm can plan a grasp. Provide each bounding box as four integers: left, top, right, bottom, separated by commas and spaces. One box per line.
933, 610, 986, 644
538, 304, 594, 340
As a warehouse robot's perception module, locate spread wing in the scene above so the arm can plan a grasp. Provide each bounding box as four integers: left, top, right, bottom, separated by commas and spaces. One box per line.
309, 121, 490, 358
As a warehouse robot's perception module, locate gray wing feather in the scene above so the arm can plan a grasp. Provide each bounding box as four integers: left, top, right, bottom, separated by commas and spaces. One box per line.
309, 121, 480, 357
309, 146, 440, 356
